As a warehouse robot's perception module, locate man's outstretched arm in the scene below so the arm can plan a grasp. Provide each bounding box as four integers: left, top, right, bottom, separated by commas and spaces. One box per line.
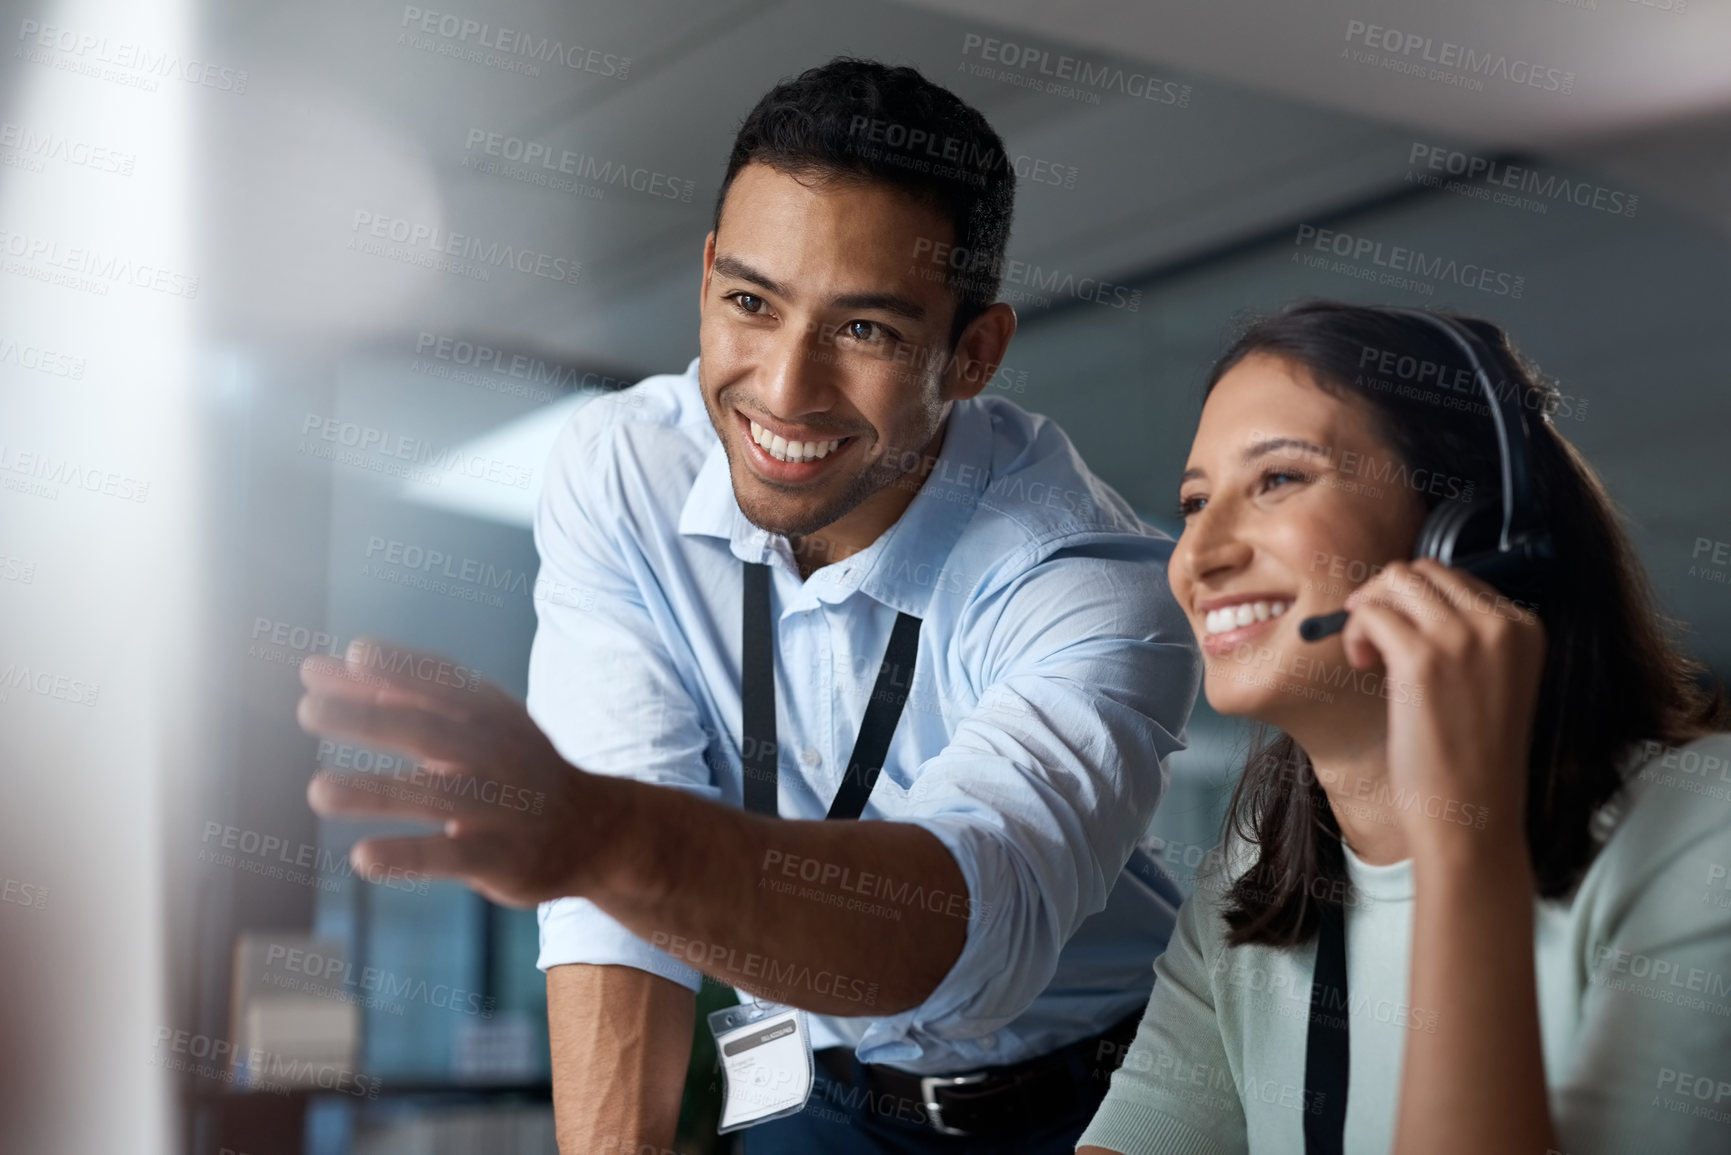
297, 645, 970, 1015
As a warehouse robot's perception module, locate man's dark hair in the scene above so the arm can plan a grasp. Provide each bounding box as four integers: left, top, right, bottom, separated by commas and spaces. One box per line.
713, 57, 1015, 345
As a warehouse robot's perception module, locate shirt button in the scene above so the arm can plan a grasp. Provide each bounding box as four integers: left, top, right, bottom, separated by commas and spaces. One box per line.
800, 747, 821, 767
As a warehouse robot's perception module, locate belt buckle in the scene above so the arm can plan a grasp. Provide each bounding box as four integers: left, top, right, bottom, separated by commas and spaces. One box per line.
919, 1071, 989, 1136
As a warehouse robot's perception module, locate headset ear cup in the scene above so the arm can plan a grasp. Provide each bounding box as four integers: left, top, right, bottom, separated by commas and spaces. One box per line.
1414, 498, 1500, 567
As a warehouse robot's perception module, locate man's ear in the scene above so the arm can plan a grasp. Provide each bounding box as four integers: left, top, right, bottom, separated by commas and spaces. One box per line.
699, 231, 718, 316
944, 302, 1018, 402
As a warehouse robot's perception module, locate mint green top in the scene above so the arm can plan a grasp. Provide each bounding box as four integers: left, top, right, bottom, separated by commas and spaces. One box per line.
1079, 734, 1731, 1154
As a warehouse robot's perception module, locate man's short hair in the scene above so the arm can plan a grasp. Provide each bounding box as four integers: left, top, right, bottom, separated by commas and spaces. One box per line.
713, 57, 1016, 346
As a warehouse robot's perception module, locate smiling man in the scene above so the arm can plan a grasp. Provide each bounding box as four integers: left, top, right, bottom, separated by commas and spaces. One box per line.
298, 58, 1198, 1152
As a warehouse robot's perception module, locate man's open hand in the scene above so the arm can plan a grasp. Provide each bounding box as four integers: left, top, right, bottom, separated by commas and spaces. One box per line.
297, 637, 616, 908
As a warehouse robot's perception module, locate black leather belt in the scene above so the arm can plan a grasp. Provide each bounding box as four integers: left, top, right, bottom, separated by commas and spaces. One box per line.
827, 1009, 1142, 1138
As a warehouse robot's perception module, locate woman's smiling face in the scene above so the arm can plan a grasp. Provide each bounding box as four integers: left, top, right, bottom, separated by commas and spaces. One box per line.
1170, 352, 1429, 725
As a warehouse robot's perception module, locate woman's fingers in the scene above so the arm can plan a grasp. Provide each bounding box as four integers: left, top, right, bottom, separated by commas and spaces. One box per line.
1342, 562, 1441, 669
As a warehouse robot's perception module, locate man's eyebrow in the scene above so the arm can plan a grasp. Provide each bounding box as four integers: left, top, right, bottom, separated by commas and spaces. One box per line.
829, 291, 926, 322
1179, 437, 1332, 484
712, 254, 927, 322
711, 254, 786, 297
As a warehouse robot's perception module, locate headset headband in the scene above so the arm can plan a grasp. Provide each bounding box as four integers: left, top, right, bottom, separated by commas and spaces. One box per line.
1372, 307, 1539, 553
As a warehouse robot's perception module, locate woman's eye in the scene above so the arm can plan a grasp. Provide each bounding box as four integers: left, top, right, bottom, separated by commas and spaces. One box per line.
1178, 494, 1206, 518
1261, 468, 1309, 492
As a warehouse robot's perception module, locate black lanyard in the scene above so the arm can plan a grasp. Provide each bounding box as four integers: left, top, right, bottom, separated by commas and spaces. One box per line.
1303, 903, 1350, 1154
740, 560, 922, 821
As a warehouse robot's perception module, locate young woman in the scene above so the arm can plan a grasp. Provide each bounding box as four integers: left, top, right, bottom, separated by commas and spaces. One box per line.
1078, 301, 1731, 1155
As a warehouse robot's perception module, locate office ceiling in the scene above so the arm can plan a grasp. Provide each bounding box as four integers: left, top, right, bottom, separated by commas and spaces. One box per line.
200, 0, 1731, 672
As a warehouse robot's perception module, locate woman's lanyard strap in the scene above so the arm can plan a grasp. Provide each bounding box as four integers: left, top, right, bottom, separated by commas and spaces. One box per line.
1303, 901, 1350, 1154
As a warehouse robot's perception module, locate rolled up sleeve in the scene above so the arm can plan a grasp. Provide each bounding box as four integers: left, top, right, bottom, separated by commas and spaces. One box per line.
856, 540, 1200, 1065
528, 401, 719, 987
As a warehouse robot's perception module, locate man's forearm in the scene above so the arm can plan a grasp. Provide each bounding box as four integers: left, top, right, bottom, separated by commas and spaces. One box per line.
547, 963, 695, 1154
581, 775, 970, 1015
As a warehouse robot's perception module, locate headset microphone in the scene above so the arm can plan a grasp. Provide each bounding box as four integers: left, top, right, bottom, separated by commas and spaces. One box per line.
1299, 308, 1555, 642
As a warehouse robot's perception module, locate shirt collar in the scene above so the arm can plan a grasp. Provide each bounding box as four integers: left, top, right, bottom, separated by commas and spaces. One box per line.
678, 394, 993, 618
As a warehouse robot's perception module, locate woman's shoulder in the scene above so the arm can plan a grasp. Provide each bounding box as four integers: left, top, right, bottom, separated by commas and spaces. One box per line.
1604, 732, 1731, 837
1579, 731, 1731, 901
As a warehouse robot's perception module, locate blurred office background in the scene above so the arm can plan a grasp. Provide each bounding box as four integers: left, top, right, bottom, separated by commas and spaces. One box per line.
3, 0, 1729, 1151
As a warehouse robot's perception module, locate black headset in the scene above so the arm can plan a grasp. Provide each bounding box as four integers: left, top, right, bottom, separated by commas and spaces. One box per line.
1299, 307, 1556, 641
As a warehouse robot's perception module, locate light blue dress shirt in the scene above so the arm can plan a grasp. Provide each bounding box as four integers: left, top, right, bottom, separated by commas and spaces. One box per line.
530, 357, 1200, 1074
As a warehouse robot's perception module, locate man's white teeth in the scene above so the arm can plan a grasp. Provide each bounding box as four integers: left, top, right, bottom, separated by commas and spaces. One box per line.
1203, 600, 1290, 635
750, 419, 842, 463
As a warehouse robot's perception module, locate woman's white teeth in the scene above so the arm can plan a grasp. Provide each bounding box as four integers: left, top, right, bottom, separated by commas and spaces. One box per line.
750, 419, 842, 463
1203, 600, 1291, 634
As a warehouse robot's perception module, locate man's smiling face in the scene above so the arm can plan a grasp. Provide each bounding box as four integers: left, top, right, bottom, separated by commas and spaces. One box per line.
697, 162, 976, 540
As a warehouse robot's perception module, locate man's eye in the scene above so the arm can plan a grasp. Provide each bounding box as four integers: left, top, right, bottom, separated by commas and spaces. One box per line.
843, 320, 889, 343
728, 292, 765, 314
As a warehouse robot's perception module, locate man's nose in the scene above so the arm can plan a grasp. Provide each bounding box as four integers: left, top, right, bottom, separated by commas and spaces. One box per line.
757, 318, 834, 415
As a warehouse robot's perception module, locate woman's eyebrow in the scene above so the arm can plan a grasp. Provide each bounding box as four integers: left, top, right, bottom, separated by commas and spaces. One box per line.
1243, 435, 1331, 463
1179, 436, 1332, 484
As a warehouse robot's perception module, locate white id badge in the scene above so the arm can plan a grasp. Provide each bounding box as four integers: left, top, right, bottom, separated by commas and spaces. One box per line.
707, 1001, 814, 1133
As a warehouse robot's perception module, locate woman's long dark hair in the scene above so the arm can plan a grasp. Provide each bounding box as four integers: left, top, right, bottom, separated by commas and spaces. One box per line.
1209, 301, 1727, 948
